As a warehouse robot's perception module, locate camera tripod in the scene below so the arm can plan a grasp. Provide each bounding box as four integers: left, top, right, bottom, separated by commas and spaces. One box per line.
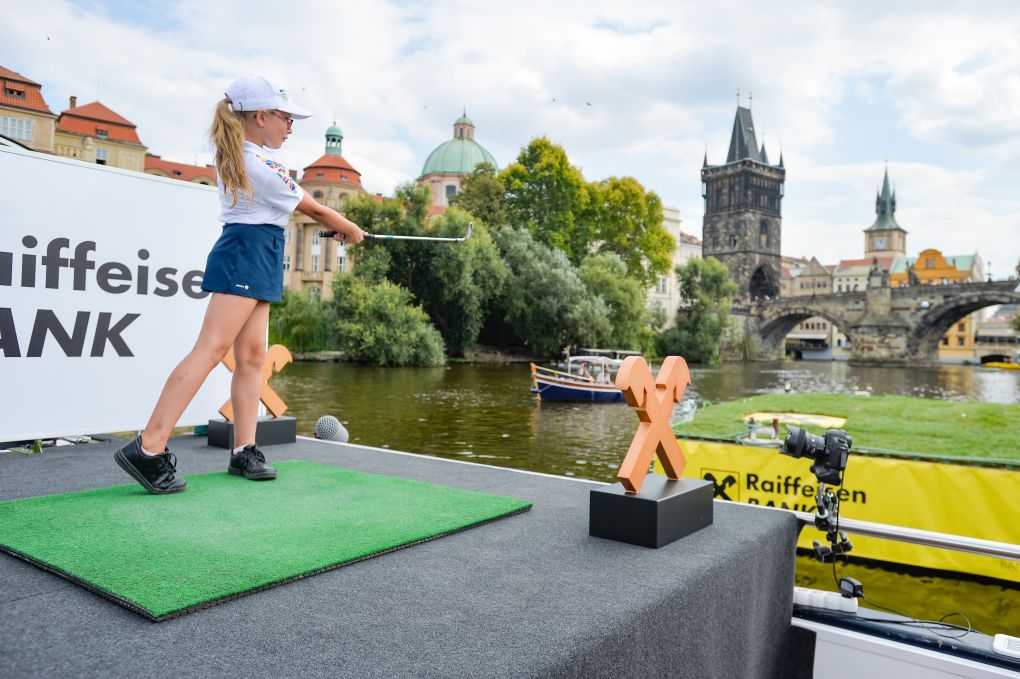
811, 482, 853, 562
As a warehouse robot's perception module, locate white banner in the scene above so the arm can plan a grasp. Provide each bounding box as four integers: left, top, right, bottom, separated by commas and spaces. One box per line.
0, 145, 233, 441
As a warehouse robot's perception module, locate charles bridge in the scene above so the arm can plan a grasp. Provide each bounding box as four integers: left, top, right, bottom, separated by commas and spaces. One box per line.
743, 274, 1020, 364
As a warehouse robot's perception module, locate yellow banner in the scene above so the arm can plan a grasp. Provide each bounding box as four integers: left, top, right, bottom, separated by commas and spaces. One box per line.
655, 440, 1020, 583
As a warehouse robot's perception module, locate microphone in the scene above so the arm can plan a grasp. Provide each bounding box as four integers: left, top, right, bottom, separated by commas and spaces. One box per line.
314, 415, 349, 443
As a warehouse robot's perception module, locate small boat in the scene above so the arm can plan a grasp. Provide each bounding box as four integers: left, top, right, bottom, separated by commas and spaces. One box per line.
530, 355, 625, 402
984, 361, 1020, 371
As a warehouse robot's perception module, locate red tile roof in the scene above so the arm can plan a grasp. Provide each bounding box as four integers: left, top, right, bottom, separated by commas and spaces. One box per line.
836, 256, 894, 270
678, 231, 702, 246
0, 65, 54, 115
144, 155, 217, 183
56, 101, 143, 145
301, 153, 363, 189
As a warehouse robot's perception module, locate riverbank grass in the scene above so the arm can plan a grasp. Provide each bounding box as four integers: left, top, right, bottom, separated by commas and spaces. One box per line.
677, 394, 1020, 462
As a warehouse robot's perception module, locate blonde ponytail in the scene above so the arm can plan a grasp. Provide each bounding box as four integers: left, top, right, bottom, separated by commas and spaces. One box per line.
209, 100, 252, 207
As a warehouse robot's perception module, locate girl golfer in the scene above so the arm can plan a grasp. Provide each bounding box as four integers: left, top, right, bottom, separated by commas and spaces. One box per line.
115, 75, 364, 494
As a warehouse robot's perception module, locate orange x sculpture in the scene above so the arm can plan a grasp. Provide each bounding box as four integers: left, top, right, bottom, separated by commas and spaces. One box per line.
615, 355, 691, 494
218, 344, 293, 421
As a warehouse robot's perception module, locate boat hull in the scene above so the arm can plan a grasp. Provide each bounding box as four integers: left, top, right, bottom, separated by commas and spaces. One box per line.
531, 376, 623, 402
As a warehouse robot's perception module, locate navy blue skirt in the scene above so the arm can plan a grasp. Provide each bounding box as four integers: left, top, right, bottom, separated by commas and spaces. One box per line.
201, 224, 285, 302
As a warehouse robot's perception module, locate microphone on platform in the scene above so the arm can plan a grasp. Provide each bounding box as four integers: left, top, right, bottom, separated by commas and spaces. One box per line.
315, 415, 349, 443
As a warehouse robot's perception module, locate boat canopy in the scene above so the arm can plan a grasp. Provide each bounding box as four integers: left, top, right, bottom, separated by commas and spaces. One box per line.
576, 348, 643, 361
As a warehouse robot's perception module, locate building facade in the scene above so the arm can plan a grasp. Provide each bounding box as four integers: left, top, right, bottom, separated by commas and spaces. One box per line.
283, 124, 366, 301
646, 206, 701, 327
417, 113, 497, 211
0, 66, 57, 153
702, 105, 785, 302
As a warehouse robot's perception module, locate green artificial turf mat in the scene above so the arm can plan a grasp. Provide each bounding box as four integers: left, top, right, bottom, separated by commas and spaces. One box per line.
0, 460, 531, 621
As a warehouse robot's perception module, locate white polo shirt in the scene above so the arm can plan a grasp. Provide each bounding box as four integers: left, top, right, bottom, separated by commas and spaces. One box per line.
217, 141, 304, 227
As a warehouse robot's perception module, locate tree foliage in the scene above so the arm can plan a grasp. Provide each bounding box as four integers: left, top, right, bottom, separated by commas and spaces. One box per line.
268, 289, 333, 353
346, 186, 507, 356
655, 257, 737, 364
449, 162, 506, 227
487, 227, 611, 356
1013, 310, 1020, 334
500, 137, 590, 264
329, 275, 445, 366
585, 176, 674, 288
579, 252, 650, 351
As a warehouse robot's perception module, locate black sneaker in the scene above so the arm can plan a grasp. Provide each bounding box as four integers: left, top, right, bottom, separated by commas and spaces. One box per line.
114, 436, 187, 494
228, 445, 277, 480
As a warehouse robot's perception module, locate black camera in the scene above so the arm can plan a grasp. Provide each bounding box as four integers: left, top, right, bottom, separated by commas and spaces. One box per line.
781, 425, 852, 485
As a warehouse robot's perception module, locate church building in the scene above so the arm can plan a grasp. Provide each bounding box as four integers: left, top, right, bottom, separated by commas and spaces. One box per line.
417, 113, 497, 212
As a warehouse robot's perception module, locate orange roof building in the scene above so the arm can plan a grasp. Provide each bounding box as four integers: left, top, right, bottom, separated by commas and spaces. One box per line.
144, 155, 217, 185
54, 96, 147, 171
284, 123, 367, 302
0, 65, 57, 152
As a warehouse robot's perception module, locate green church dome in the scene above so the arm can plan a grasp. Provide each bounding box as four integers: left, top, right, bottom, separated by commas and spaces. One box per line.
419, 113, 497, 177
326, 123, 343, 138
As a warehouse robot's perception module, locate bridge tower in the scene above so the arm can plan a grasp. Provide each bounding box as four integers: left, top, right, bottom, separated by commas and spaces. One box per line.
702, 104, 786, 302
864, 166, 907, 259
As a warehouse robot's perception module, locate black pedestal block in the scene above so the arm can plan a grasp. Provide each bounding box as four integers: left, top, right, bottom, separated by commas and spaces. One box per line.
590, 474, 713, 548
207, 416, 297, 449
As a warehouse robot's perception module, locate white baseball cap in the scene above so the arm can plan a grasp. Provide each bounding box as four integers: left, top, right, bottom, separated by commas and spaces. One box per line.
224, 74, 313, 119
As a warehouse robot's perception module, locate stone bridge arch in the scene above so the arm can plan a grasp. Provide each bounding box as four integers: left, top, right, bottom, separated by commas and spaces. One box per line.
908, 289, 1020, 361
755, 303, 856, 359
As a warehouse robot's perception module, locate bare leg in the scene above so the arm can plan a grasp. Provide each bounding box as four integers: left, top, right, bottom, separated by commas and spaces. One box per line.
230, 301, 270, 448
141, 293, 258, 453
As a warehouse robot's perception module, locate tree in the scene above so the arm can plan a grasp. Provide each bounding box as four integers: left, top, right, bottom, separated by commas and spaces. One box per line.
346, 188, 507, 356
585, 176, 674, 288
329, 275, 445, 366
655, 257, 737, 364
579, 252, 650, 350
268, 289, 334, 352
487, 227, 611, 356
449, 162, 506, 228
500, 137, 590, 264
1013, 310, 1020, 334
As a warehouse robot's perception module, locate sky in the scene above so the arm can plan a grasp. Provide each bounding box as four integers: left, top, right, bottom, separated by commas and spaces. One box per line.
3, 0, 1019, 276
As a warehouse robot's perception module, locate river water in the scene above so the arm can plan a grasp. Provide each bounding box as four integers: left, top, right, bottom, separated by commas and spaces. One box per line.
271, 359, 1020, 636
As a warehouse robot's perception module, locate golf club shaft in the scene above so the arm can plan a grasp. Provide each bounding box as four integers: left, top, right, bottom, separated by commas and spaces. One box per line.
319, 221, 473, 243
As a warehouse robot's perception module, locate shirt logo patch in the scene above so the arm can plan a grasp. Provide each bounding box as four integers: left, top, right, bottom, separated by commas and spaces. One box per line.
256, 155, 298, 193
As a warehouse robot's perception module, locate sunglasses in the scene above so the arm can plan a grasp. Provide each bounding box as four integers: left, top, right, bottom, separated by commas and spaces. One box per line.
268, 110, 294, 127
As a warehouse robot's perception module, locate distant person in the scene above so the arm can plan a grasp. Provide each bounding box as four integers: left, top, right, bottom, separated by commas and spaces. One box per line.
596, 365, 610, 384
577, 362, 592, 382
115, 75, 365, 494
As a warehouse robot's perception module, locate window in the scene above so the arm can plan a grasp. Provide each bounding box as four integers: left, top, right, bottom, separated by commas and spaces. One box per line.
729, 236, 737, 247
337, 244, 347, 272
285, 227, 292, 244
1, 116, 33, 141
4, 87, 26, 98
446, 185, 457, 198
96, 128, 108, 139
283, 255, 291, 272
942, 337, 949, 347
311, 254, 320, 272
313, 190, 324, 199
95, 148, 108, 165
173, 170, 182, 177
958, 337, 965, 347
958, 322, 965, 332
309, 285, 320, 300
656, 276, 668, 294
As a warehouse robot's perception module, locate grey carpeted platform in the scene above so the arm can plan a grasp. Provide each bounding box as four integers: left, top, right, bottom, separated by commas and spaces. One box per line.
0, 435, 802, 678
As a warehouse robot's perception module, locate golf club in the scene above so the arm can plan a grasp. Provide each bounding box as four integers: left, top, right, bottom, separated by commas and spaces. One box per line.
320, 221, 473, 243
